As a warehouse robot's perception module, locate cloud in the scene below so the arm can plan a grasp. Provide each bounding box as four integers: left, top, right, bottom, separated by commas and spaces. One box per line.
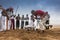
0, 0, 60, 25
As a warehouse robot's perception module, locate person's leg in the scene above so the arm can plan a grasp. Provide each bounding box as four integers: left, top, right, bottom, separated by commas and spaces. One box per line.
11, 19, 14, 30
10, 19, 12, 29
45, 20, 49, 29
0, 17, 2, 31
16, 20, 19, 29
16, 20, 17, 28
39, 21, 45, 33
21, 21, 22, 29
8, 20, 11, 30
18, 20, 20, 28
17, 20, 19, 29
13, 19, 15, 29
2, 16, 7, 31
21, 21, 24, 29
25, 21, 28, 26
6, 17, 8, 30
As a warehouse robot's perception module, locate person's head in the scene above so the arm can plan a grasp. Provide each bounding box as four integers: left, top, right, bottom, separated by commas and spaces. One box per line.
2, 9, 7, 16
18, 14, 20, 16
43, 11, 48, 18
31, 10, 35, 15
45, 12, 48, 15
22, 15, 24, 17
0, 5, 3, 9
26, 14, 28, 17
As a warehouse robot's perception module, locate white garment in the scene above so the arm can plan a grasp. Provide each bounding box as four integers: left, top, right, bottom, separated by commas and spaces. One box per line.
0, 16, 2, 31
30, 20, 34, 27
39, 21, 45, 30
42, 14, 50, 26
37, 16, 40, 19
1, 16, 7, 31
10, 16, 14, 19
24, 19, 34, 29
8, 19, 11, 30
35, 19, 45, 30
7, 11, 13, 17
45, 16, 49, 21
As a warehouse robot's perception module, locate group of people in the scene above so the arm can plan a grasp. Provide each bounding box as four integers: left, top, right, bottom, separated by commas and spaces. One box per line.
0, 7, 52, 32
29, 10, 51, 32
0, 7, 30, 31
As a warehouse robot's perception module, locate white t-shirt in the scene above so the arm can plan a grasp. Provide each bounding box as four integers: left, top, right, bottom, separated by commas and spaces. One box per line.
37, 16, 40, 19
10, 16, 14, 19
7, 11, 13, 17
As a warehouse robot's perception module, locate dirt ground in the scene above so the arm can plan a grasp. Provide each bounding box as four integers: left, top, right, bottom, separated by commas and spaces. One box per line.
0, 25, 60, 40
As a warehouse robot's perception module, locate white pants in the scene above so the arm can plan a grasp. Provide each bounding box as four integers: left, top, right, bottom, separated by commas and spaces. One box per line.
1, 16, 7, 31
30, 20, 34, 27
35, 19, 45, 30
8, 20, 11, 30
0, 16, 2, 31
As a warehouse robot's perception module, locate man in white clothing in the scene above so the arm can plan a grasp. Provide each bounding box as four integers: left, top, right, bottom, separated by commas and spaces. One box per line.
1, 9, 8, 31
43, 12, 50, 29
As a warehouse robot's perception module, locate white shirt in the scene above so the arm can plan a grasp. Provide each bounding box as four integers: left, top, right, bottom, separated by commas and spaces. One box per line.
10, 16, 14, 19
37, 16, 40, 19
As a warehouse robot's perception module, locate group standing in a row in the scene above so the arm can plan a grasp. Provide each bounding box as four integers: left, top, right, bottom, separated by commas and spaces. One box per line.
0, 7, 52, 32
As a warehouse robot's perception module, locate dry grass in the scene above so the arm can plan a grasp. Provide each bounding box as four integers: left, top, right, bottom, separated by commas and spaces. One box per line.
0, 25, 60, 40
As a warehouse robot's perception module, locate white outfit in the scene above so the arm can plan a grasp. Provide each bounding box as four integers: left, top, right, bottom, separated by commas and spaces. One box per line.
1, 16, 7, 31
7, 11, 13, 17
35, 15, 45, 30
39, 20, 45, 30
8, 19, 11, 30
36, 16, 40, 26
10, 16, 15, 29
42, 14, 50, 26
30, 20, 34, 27
35, 19, 45, 30
24, 19, 34, 29
0, 10, 2, 31
0, 16, 2, 31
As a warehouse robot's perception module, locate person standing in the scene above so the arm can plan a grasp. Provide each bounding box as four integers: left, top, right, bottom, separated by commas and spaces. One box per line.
31, 10, 35, 26
16, 14, 20, 29
10, 15, 15, 30
44, 12, 50, 29
21, 15, 24, 29
30, 14, 35, 29
1, 9, 9, 31
36, 15, 41, 27
25, 14, 29, 26
0, 6, 3, 31
6, 7, 13, 30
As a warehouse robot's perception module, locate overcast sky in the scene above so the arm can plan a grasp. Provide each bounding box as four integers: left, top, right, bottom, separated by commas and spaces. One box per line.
0, 0, 60, 25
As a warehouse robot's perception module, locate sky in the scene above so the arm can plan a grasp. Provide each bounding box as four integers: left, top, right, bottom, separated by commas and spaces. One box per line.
0, 0, 60, 25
